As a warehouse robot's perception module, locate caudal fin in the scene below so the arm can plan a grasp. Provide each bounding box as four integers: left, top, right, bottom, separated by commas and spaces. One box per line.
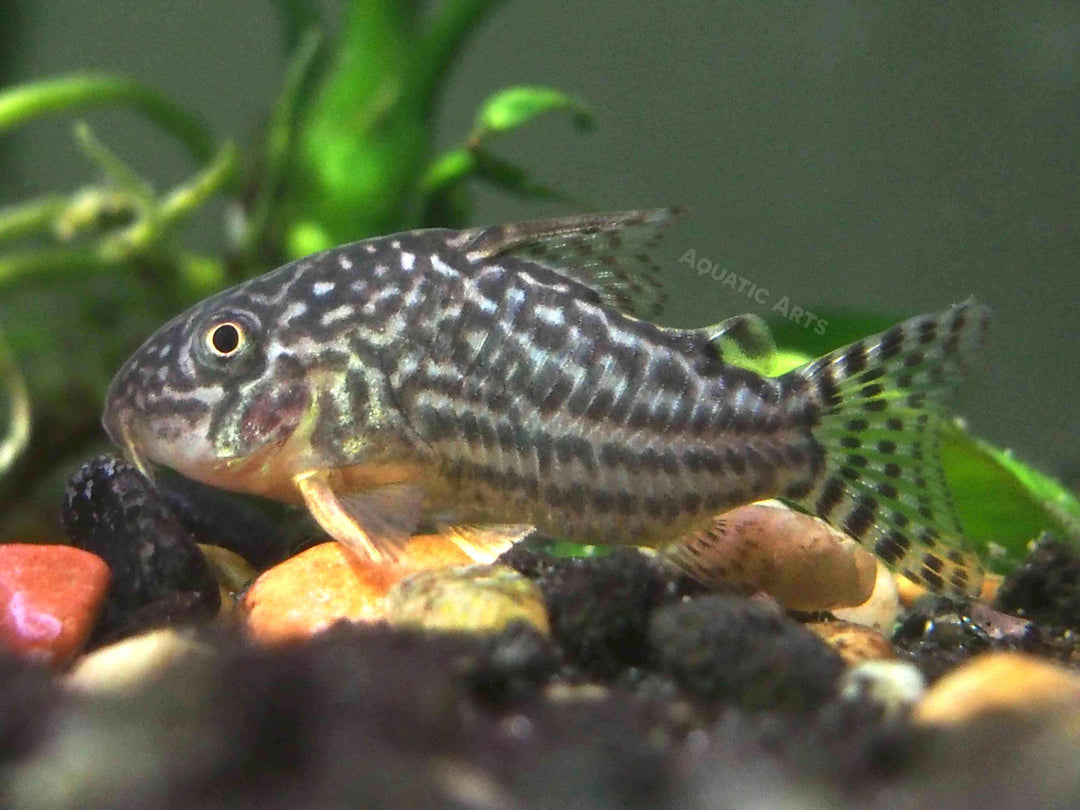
784, 300, 990, 598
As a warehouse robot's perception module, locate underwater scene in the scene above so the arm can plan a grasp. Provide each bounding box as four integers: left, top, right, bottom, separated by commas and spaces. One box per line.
1, 2, 1079, 808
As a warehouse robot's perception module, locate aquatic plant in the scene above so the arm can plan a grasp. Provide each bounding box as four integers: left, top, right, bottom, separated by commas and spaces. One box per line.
0, 0, 587, 532
0, 0, 1075, 568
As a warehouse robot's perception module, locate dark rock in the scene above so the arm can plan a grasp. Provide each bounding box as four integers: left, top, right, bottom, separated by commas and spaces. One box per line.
157, 469, 301, 569
501, 546, 698, 678
466, 621, 559, 707
0, 650, 58, 765
61, 455, 219, 642
995, 534, 1080, 630
648, 595, 844, 712
891, 597, 992, 682
0, 624, 688, 809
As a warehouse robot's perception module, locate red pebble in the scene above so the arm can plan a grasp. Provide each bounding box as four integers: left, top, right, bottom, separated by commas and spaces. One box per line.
0, 544, 110, 668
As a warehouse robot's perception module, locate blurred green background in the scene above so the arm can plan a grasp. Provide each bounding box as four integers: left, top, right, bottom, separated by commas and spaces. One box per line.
0, 1, 1076, 541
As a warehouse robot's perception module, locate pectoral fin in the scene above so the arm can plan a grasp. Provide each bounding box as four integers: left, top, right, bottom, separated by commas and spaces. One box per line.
293, 470, 423, 563
436, 523, 536, 563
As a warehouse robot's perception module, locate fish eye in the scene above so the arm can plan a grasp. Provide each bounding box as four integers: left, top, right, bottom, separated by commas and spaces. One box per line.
205, 321, 245, 358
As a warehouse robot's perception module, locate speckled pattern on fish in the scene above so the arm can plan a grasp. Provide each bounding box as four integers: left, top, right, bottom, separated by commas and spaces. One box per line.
103, 209, 989, 596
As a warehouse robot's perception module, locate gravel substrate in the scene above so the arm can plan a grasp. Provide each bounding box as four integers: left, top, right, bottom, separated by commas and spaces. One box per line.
2, 458, 1080, 808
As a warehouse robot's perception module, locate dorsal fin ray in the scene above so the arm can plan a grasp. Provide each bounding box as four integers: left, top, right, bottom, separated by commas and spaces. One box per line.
704, 314, 777, 376
458, 208, 683, 317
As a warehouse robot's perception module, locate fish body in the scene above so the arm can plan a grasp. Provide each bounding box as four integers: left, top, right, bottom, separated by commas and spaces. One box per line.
104, 210, 988, 596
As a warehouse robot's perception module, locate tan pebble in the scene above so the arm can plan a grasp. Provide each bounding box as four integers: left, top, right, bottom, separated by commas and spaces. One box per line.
807, 620, 895, 665
64, 628, 214, 693
545, 682, 610, 703
0, 544, 110, 669
664, 502, 878, 611
833, 559, 900, 632
913, 652, 1080, 726
386, 564, 549, 635
242, 542, 407, 643
198, 545, 259, 622
840, 660, 926, 716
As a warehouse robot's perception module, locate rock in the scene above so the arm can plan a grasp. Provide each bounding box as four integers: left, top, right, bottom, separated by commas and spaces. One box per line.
832, 560, 900, 632
64, 628, 216, 693
912, 651, 1080, 726
61, 455, 220, 640
648, 595, 844, 711
197, 544, 258, 619
242, 531, 531, 644
839, 660, 926, 717
807, 620, 895, 666
242, 542, 405, 642
662, 501, 878, 611
501, 546, 692, 678
994, 534, 1080, 628
157, 472, 297, 569
386, 565, 549, 635
0, 544, 110, 668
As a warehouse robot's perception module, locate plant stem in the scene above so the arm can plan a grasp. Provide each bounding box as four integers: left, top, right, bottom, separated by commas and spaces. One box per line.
416, 0, 508, 107
155, 143, 238, 233
0, 330, 30, 477
238, 29, 324, 261
0, 74, 215, 163
0, 197, 70, 245
0, 248, 126, 292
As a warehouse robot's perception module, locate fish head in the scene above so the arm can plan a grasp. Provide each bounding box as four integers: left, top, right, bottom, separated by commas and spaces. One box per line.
103, 281, 318, 498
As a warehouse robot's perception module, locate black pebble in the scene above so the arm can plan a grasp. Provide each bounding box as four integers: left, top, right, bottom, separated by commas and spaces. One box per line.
156, 470, 299, 569
502, 546, 696, 679
0, 650, 58, 764
995, 533, 1080, 630
466, 622, 559, 707
648, 595, 844, 712
61, 454, 220, 642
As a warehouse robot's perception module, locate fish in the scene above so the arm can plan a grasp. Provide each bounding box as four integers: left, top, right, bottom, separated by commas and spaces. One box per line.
102, 209, 989, 597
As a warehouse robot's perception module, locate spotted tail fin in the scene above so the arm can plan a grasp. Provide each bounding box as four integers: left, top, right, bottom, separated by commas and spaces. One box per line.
784, 300, 990, 597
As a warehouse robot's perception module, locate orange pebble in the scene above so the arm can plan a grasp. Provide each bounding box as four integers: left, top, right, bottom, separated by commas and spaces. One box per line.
0, 543, 110, 668
242, 543, 408, 643
913, 652, 1080, 726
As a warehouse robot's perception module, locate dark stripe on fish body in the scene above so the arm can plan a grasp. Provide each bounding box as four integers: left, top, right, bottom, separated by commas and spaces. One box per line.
349, 244, 821, 544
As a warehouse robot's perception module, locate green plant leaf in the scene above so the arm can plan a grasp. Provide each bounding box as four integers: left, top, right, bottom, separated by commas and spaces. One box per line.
941, 421, 1080, 572
768, 309, 900, 359
419, 146, 573, 228
469, 85, 592, 146
238, 28, 324, 262
421, 148, 477, 197
469, 149, 573, 202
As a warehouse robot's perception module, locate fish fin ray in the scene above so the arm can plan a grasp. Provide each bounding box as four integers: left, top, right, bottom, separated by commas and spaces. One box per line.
293, 472, 422, 563
705, 314, 777, 375
460, 208, 683, 317
436, 523, 535, 563
783, 299, 990, 597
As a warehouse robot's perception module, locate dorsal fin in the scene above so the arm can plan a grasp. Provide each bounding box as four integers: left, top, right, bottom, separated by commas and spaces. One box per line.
704, 314, 777, 376
458, 208, 683, 317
